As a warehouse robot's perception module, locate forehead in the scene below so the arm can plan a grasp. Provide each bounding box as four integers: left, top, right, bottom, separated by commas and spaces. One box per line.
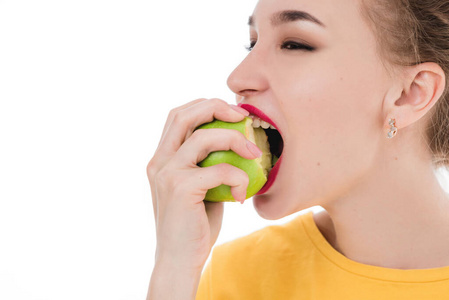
251, 0, 367, 34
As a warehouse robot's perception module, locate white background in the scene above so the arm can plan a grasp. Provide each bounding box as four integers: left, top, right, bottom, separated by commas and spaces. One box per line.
0, 0, 323, 299
1, 1, 448, 299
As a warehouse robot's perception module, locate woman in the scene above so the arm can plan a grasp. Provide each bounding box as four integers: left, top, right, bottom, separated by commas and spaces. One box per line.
147, 0, 449, 298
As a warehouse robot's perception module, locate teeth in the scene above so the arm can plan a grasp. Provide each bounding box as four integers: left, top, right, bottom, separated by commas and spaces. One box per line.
251, 115, 277, 130
260, 120, 270, 129
252, 118, 261, 128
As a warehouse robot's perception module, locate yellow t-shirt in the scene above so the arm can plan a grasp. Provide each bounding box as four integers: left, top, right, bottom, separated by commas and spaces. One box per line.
196, 210, 449, 299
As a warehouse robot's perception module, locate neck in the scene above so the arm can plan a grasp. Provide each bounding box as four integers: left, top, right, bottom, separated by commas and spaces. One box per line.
322, 151, 449, 269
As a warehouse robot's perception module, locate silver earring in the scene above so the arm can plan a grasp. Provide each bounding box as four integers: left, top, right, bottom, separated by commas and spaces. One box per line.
387, 118, 397, 138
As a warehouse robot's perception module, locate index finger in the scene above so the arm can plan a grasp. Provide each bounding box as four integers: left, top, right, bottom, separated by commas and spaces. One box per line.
159, 98, 209, 147
158, 98, 250, 157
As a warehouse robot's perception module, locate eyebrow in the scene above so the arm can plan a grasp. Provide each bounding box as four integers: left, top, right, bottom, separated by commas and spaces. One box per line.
248, 10, 325, 28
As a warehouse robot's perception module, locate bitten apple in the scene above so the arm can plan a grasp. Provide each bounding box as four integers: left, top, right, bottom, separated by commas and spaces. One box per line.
196, 117, 272, 202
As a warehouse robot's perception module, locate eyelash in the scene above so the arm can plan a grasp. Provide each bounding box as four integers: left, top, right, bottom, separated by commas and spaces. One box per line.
245, 40, 315, 52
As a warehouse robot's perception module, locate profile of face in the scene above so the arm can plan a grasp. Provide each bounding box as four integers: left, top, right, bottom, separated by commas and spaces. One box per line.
227, 0, 395, 219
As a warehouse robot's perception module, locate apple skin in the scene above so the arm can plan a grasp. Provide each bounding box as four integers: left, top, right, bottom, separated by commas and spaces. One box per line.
195, 117, 270, 202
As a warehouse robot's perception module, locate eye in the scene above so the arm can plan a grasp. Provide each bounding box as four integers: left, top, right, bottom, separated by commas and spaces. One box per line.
245, 40, 315, 52
245, 40, 257, 52
281, 41, 315, 51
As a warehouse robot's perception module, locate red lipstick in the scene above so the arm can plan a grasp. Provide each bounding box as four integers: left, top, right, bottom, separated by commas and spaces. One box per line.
238, 104, 283, 137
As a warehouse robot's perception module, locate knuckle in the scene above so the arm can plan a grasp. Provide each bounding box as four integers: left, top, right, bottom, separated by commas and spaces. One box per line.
155, 163, 184, 191
215, 163, 228, 174
218, 163, 234, 176
230, 129, 245, 141
146, 159, 157, 178
191, 128, 243, 148
191, 130, 213, 153
154, 166, 171, 187
172, 180, 189, 196
172, 111, 187, 126
217, 163, 248, 184
190, 128, 205, 140
147, 157, 165, 181
167, 108, 176, 118
170, 98, 207, 115
168, 104, 183, 115
225, 130, 246, 148
169, 102, 186, 114
234, 166, 249, 183
208, 98, 227, 107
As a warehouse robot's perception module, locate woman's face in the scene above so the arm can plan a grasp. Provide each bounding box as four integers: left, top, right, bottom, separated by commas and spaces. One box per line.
227, 0, 393, 219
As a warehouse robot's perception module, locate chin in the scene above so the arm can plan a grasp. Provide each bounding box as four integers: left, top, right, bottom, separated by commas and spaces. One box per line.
252, 189, 319, 220
252, 193, 293, 220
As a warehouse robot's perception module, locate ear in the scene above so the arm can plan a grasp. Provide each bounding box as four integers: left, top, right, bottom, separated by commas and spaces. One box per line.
385, 62, 446, 133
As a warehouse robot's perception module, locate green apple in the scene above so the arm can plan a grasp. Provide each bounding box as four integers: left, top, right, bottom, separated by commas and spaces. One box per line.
196, 117, 272, 202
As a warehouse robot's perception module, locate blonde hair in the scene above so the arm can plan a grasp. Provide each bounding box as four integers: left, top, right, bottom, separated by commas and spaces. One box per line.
360, 0, 449, 169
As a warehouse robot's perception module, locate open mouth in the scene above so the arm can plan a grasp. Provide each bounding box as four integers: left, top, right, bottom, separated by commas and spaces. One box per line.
250, 115, 284, 168
238, 103, 285, 194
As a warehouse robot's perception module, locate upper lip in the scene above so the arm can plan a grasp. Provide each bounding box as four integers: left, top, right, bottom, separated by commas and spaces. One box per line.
238, 103, 283, 137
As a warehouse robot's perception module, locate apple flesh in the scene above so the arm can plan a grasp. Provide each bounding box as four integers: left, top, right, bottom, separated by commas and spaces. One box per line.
196, 117, 272, 202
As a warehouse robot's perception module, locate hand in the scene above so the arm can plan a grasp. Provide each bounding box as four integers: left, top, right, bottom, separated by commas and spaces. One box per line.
146, 98, 259, 270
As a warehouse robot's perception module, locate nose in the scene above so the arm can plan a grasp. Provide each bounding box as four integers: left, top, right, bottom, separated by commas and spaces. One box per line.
226, 49, 269, 102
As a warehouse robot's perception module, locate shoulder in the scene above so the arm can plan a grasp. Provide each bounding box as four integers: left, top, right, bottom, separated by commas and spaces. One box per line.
196, 211, 318, 299
211, 211, 315, 264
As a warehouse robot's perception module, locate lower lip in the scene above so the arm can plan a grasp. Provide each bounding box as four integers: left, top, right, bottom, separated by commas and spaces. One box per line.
256, 154, 283, 195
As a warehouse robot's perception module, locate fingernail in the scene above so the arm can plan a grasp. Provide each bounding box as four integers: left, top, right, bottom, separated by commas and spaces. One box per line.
246, 140, 263, 157
230, 104, 249, 116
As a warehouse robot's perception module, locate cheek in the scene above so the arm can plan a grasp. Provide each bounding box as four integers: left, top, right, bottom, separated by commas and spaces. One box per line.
269, 57, 383, 210
280, 61, 381, 145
